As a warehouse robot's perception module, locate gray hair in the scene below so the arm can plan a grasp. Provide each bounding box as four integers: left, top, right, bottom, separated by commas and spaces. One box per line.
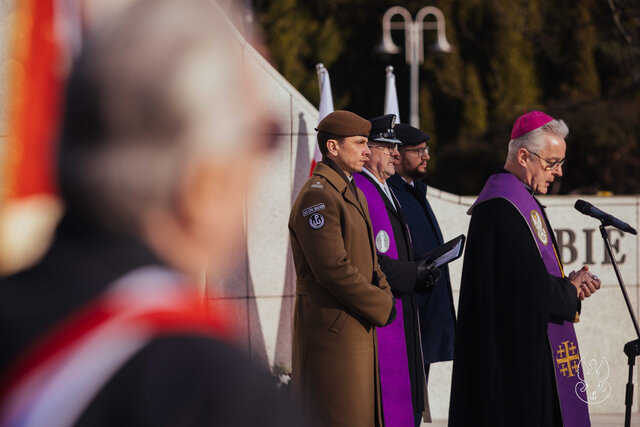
58, 0, 256, 235
506, 119, 569, 162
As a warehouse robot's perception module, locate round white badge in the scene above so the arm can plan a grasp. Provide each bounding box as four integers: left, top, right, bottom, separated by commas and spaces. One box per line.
309, 213, 325, 229
375, 230, 390, 253
530, 210, 549, 245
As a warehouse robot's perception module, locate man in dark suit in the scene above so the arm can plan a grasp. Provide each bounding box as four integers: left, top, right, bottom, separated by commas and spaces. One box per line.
354, 115, 440, 426
387, 124, 457, 390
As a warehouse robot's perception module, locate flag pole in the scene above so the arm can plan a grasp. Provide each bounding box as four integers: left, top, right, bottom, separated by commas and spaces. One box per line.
310, 63, 334, 175
383, 65, 401, 122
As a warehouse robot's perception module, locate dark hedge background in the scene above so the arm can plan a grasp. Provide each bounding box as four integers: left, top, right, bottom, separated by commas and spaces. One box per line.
252, 0, 640, 195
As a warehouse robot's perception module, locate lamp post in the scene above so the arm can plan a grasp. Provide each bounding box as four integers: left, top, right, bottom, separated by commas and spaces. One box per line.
378, 6, 452, 128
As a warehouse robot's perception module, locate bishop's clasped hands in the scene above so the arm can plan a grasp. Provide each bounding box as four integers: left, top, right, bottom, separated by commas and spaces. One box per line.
568, 266, 601, 300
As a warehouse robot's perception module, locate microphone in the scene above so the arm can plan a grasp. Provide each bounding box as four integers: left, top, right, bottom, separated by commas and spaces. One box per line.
574, 199, 637, 235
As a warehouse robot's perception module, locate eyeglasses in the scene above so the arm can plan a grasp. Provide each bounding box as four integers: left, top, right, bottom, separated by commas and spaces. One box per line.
528, 150, 565, 171
368, 144, 398, 155
401, 146, 429, 157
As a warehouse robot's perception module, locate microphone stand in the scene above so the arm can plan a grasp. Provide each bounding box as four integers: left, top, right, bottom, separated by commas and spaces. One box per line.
599, 223, 640, 427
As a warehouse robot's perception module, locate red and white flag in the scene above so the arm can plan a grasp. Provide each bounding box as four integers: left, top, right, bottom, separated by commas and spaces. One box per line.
310, 63, 334, 175
0, 0, 83, 273
383, 65, 400, 121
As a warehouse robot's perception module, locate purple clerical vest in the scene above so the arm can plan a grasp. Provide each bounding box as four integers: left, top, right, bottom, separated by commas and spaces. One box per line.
472, 173, 590, 427
353, 173, 414, 427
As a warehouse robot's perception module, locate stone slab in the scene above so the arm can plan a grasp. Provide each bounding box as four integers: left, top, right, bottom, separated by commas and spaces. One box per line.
291, 97, 318, 138
207, 207, 249, 299
575, 286, 639, 414
207, 296, 250, 356
426, 289, 459, 420
248, 295, 294, 371
543, 196, 639, 287
247, 136, 292, 297
243, 45, 292, 135
290, 133, 316, 202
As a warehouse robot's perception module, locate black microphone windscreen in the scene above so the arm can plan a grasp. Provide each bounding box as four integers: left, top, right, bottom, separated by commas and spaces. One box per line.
574, 199, 591, 214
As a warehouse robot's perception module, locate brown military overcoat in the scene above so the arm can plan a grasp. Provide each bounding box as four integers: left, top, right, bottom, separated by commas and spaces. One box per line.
289, 161, 394, 427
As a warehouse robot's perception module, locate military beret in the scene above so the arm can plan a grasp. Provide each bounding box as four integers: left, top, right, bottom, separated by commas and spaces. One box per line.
315, 110, 371, 137
394, 123, 431, 147
510, 111, 554, 139
368, 114, 401, 144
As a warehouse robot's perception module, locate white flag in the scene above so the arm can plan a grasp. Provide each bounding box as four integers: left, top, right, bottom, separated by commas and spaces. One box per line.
310, 63, 334, 175
383, 65, 400, 122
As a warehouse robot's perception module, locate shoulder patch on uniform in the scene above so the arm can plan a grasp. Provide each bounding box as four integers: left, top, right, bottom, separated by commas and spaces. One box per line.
302, 203, 326, 217
311, 181, 324, 189
308, 213, 325, 229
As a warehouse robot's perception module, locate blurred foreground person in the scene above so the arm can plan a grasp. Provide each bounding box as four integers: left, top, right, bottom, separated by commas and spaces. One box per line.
0, 0, 302, 426
449, 111, 601, 426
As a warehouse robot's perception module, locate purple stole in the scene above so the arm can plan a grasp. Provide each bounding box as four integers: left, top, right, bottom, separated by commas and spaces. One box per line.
472, 173, 590, 427
353, 173, 414, 426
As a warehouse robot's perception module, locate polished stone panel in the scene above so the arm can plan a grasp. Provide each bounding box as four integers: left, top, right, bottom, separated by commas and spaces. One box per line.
247, 136, 292, 298
243, 45, 292, 135
248, 295, 294, 371
574, 286, 639, 414
207, 296, 250, 356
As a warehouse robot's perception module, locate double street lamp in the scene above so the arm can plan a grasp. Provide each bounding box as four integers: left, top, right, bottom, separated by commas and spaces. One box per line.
378, 6, 452, 128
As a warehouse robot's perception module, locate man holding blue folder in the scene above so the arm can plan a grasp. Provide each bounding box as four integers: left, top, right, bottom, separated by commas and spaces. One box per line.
388, 124, 458, 395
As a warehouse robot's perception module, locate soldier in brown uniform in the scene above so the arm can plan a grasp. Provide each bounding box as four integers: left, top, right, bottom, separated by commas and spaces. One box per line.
289, 110, 396, 427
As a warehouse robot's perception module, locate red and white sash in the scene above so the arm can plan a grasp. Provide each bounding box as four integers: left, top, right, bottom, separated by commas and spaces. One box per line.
0, 267, 231, 427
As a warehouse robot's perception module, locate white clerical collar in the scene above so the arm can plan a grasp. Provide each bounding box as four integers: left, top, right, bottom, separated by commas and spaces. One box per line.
362, 167, 397, 209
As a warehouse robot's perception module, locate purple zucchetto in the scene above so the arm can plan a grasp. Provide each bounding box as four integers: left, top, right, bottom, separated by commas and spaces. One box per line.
510, 111, 554, 140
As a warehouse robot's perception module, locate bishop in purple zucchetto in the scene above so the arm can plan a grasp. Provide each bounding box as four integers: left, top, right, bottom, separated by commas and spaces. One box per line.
510, 110, 555, 139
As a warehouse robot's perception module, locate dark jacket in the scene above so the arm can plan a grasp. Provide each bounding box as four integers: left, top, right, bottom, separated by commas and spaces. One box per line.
387, 173, 456, 364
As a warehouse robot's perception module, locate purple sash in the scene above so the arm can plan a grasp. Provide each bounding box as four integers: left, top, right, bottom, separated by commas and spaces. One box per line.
472, 173, 590, 427
353, 173, 414, 426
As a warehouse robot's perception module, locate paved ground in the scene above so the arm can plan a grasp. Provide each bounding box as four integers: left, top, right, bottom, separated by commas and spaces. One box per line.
427, 413, 640, 426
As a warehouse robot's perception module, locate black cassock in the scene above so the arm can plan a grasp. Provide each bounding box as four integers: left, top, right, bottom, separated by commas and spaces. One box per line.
448, 197, 579, 427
